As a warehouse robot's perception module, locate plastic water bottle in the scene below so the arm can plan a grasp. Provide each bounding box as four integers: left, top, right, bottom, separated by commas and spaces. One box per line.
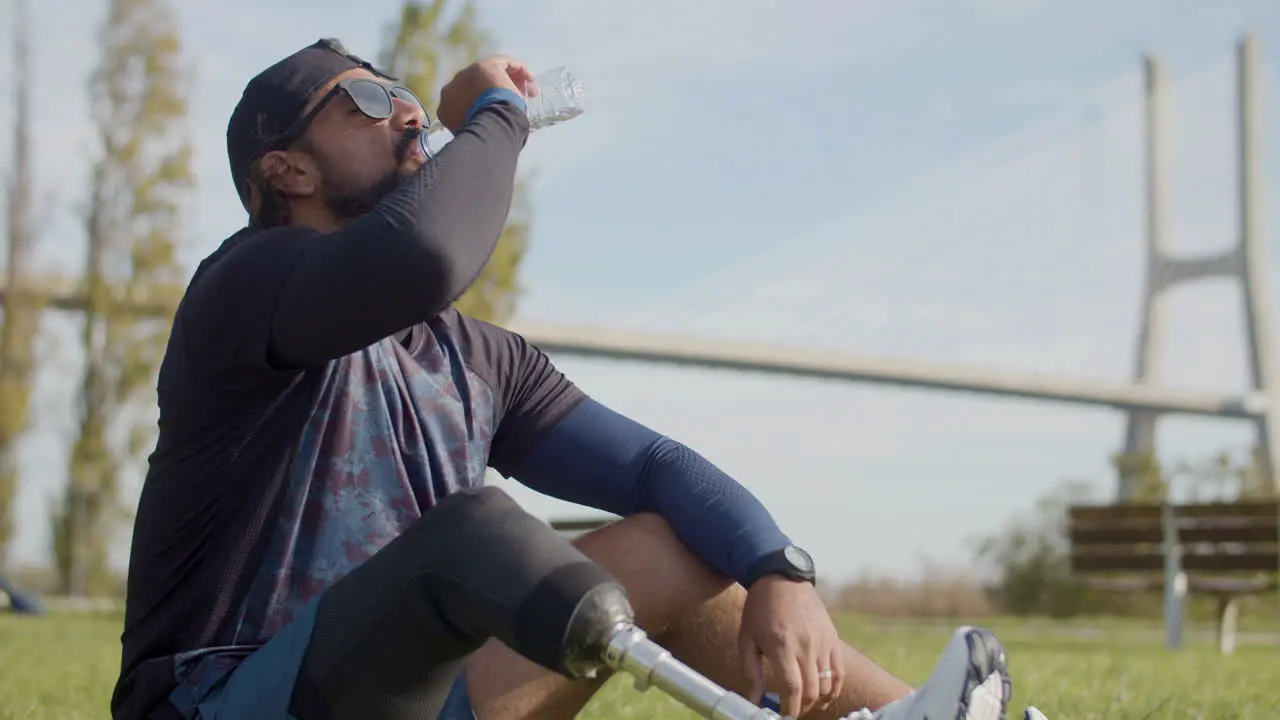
522, 66, 585, 129
423, 66, 584, 154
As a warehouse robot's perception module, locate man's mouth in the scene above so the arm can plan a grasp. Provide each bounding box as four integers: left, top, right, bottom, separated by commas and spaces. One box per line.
400, 131, 427, 163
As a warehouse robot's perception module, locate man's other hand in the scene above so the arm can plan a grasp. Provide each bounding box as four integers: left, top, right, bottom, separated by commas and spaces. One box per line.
739, 576, 846, 718
438, 55, 536, 132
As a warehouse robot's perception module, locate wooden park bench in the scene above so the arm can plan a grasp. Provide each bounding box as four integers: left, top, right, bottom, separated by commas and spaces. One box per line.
1067, 499, 1279, 654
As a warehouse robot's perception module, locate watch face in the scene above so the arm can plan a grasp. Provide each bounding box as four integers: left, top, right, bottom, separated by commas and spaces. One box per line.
784, 545, 814, 573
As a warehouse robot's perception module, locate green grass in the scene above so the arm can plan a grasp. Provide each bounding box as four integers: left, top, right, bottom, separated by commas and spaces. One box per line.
1, 613, 1277, 719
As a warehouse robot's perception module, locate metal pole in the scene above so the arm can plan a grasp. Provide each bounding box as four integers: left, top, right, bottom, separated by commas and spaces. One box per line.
1161, 501, 1185, 650
604, 625, 780, 720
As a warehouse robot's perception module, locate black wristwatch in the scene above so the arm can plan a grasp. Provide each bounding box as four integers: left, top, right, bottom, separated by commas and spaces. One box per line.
743, 545, 816, 588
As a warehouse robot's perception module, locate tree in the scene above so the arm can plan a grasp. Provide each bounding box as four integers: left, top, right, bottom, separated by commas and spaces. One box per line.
379, 0, 530, 325
973, 479, 1098, 617
1176, 447, 1274, 501
0, 0, 48, 573
1111, 450, 1167, 503
51, 0, 193, 595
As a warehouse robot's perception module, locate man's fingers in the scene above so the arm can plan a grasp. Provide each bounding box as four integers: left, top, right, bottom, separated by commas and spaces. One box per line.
802, 649, 823, 716
486, 55, 537, 94
508, 64, 537, 93
826, 645, 846, 710
813, 648, 833, 709
740, 637, 765, 704
474, 55, 536, 95
514, 67, 539, 97
769, 649, 804, 718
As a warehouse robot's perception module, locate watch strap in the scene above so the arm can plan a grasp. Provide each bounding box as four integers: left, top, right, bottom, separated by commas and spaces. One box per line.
743, 545, 816, 588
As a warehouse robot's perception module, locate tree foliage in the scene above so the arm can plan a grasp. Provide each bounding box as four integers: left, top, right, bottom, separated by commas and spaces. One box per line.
1174, 447, 1274, 501
0, 0, 48, 572
1111, 450, 1167, 503
973, 479, 1097, 617
52, 0, 193, 595
379, 0, 529, 325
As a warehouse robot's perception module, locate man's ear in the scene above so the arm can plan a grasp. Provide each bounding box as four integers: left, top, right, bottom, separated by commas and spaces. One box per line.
259, 149, 319, 199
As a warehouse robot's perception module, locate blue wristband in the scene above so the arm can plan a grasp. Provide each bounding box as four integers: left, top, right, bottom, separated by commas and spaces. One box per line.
464, 88, 527, 124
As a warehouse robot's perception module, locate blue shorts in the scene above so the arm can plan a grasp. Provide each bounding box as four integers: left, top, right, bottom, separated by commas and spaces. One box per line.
172, 595, 476, 720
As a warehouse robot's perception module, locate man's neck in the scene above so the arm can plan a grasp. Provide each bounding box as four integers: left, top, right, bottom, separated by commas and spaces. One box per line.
290, 202, 343, 233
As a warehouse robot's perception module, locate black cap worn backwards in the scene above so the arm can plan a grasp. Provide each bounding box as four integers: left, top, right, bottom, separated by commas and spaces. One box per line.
226, 38, 392, 212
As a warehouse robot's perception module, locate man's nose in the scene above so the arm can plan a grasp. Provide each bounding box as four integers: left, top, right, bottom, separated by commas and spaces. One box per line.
391, 96, 425, 131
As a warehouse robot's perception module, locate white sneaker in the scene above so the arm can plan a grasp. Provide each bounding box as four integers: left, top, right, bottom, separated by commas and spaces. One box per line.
1023, 708, 1047, 720
842, 626, 1010, 720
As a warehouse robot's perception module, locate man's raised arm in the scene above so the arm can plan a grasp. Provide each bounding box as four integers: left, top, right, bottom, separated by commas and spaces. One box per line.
268, 99, 528, 368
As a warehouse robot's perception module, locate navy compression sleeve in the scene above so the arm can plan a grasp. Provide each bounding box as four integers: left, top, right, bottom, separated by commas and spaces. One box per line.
514, 398, 792, 584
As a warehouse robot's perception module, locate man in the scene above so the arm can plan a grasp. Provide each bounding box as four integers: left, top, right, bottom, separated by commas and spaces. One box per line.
112, 38, 1042, 720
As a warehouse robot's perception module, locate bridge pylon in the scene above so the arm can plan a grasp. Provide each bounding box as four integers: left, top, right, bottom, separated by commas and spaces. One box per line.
1121, 34, 1276, 499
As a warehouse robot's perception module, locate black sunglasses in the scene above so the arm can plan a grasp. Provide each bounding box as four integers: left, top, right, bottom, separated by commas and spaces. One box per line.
270, 78, 427, 150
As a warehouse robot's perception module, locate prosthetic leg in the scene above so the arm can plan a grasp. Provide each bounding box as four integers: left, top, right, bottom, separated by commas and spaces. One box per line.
287, 486, 1042, 720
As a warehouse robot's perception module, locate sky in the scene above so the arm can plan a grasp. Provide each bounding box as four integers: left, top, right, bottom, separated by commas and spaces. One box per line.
1, 0, 1279, 583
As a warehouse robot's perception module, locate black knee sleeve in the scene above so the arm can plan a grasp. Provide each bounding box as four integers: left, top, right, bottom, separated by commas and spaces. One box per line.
422, 486, 635, 676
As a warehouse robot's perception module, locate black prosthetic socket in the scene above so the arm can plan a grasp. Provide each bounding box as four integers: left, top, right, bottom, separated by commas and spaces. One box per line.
514, 565, 635, 679
287, 486, 633, 720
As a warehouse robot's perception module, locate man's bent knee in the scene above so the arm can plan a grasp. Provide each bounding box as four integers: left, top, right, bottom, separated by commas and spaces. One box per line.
576, 513, 729, 581
605, 512, 680, 545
